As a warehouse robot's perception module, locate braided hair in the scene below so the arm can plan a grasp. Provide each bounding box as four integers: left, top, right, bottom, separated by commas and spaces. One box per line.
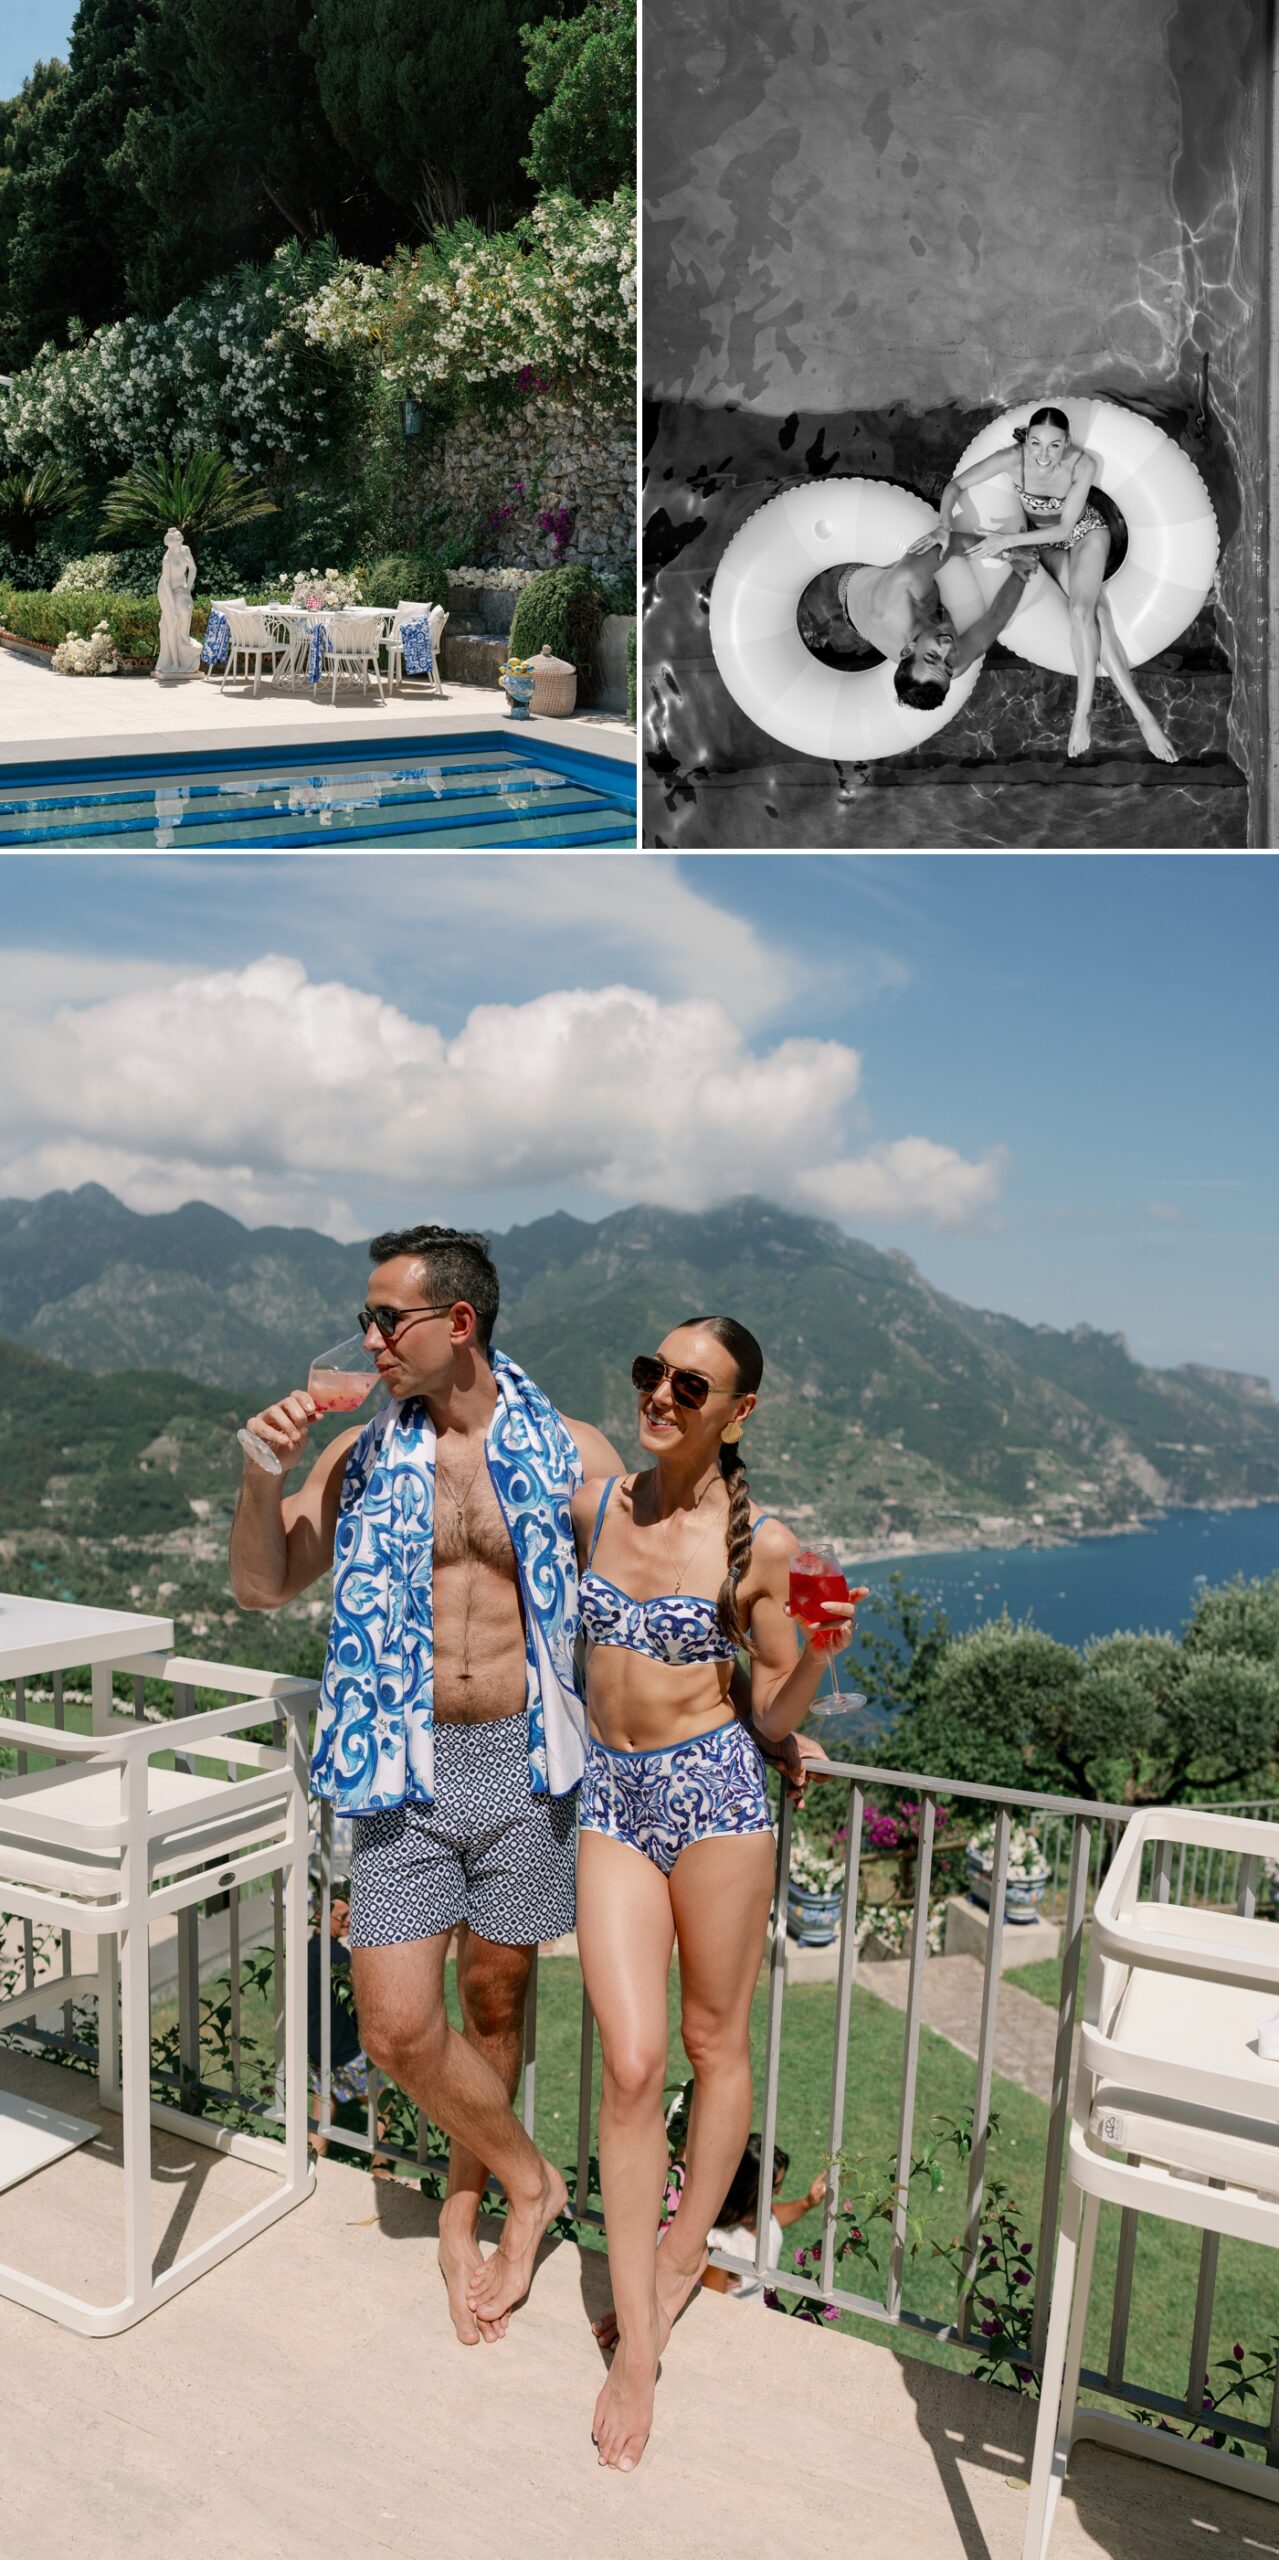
680, 1314, 764, 1649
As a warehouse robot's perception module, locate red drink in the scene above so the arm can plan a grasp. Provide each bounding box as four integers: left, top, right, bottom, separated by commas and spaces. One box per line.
789, 1550, 850, 1651
308, 1370, 375, 1414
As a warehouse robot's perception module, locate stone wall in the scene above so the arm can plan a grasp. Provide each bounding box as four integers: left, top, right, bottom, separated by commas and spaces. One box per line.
407, 397, 635, 573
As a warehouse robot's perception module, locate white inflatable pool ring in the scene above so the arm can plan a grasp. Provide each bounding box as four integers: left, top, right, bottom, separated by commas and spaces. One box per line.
708, 477, 993, 761
949, 399, 1218, 676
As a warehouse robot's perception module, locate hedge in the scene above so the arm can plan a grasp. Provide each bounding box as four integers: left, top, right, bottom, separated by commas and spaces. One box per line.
508, 564, 608, 701
0, 585, 212, 662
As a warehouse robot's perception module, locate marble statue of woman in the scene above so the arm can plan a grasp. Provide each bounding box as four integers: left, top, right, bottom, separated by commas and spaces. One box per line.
155, 526, 201, 677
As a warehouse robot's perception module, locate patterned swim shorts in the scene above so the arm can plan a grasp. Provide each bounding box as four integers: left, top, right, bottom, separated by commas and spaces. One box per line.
347, 1713, 578, 1949
578, 1717, 774, 1878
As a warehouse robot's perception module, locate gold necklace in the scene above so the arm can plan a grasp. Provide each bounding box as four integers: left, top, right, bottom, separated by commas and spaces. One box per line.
437, 1443, 488, 1678
644, 1471, 726, 1594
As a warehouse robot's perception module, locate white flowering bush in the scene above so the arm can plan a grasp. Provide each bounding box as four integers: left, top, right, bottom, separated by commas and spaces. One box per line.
50, 620, 120, 677
854, 1903, 947, 1957
53, 554, 123, 593
0, 243, 368, 483
447, 565, 540, 591
297, 190, 636, 421
966, 1821, 1050, 1882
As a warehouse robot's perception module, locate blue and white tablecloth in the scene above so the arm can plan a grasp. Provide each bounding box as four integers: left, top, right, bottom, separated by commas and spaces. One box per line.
200, 609, 231, 669
306, 621, 332, 686
399, 618, 433, 677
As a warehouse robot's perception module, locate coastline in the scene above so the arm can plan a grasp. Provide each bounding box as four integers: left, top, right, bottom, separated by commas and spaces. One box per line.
840, 1495, 1277, 1570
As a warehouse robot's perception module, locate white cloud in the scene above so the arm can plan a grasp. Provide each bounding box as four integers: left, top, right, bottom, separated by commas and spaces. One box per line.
0, 954, 1004, 1236
1144, 1200, 1192, 1227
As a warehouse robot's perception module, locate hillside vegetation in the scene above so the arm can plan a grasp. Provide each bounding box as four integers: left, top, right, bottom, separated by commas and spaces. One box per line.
1, 1186, 1272, 1549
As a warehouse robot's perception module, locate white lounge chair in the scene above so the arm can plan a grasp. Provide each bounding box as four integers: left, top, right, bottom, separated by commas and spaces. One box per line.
219, 606, 290, 699
312, 608, 386, 705
385, 601, 447, 697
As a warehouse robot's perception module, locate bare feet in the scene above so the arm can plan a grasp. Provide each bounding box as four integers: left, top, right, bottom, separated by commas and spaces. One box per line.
465, 2161, 567, 2322
438, 2209, 509, 2345
593, 2322, 660, 2473
591, 2229, 709, 2356
1137, 709, 1176, 763
1068, 709, 1092, 758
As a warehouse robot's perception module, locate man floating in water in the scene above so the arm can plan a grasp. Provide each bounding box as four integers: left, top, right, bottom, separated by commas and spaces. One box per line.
838, 531, 1036, 708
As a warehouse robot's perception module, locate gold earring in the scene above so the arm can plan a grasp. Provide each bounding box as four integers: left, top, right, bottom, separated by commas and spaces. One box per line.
721, 1419, 744, 1445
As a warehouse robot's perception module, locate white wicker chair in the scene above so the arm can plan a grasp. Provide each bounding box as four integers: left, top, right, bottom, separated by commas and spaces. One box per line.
219, 606, 290, 698
312, 608, 386, 705
386, 601, 447, 697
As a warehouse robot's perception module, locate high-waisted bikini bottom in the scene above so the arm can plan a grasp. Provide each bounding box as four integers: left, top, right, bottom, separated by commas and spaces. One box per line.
578, 1717, 773, 1878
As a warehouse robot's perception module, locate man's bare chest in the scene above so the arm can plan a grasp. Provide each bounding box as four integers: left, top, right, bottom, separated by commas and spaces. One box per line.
432, 1465, 517, 1576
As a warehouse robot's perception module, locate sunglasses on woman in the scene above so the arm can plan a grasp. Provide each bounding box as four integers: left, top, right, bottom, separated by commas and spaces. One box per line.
631, 1353, 732, 1412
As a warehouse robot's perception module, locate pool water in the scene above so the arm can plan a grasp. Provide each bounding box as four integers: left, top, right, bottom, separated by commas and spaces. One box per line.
0, 736, 637, 849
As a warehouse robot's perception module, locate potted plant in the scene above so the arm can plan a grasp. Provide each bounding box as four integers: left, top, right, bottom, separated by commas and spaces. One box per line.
499, 652, 537, 718
787, 1836, 845, 1946
966, 1819, 1051, 1923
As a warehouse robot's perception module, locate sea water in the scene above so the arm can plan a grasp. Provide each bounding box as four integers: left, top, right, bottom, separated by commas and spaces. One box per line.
847, 1503, 1279, 1654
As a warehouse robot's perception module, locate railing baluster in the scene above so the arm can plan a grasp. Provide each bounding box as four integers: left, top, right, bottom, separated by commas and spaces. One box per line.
176, 1904, 200, 2110
574, 1985, 595, 2217
754, 1786, 793, 2283
886, 1794, 935, 2319
957, 1805, 1010, 2338
1185, 2214, 1222, 2419
521, 1947, 538, 2138
1106, 2191, 1140, 2391
1151, 1836, 1172, 1904
1237, 1854, 1259, 1920
819, 1783, 863, 2298
1030, 1819, 1091, 2371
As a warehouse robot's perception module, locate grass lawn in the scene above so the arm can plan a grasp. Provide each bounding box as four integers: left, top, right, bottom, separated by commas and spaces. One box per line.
149, 1940, 1278, 2446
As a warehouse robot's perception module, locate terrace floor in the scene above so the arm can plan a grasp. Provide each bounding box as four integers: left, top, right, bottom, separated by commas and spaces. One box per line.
0, 644, 634, 771
1, 2048, 1270, 2560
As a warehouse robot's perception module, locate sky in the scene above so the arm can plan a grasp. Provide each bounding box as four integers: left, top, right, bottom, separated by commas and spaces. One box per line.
0, 4, 76, 95
0, 851, 1275, 1389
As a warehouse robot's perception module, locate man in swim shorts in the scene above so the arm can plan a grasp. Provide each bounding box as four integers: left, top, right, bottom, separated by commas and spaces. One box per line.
839, 531, 1036, 709
231, 1224, 625, 2345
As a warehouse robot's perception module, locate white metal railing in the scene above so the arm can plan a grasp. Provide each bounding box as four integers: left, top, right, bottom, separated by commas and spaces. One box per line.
3, 1673, 1277, 2470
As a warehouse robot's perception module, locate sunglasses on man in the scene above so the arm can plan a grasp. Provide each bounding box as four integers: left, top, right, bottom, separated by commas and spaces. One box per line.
631, 1353, 735, 1412
358, 1302, 457, 1343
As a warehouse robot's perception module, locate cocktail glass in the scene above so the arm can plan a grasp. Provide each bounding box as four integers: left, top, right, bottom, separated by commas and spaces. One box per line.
789, 1543, 869, 1737
237, 1334, 381, 1476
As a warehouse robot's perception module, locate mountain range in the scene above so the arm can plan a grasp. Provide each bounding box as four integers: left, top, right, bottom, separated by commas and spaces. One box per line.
1, 1185, 1276, 1549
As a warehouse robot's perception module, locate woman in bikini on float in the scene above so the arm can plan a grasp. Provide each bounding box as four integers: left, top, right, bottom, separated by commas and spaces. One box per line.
563, 1316, 862, 2474
937, 404, 1176, 764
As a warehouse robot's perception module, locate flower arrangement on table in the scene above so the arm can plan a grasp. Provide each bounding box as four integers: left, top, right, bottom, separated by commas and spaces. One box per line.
50, 619, 120, 676
280, 567, 364, 611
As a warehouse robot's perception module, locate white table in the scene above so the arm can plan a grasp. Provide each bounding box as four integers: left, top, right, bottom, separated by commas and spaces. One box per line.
0, 1592, 174, 1702
270, 605, 393, 690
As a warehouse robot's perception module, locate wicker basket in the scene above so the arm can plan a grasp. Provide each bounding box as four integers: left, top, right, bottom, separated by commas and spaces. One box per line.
528, 643, 577, 717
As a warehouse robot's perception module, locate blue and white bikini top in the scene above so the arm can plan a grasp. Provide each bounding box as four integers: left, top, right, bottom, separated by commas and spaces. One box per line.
579, 1476, 777, 1666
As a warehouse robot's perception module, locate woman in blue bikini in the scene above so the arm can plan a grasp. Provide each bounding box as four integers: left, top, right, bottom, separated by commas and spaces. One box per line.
569, 1315, 862, 2475
937, 404, 1176, 763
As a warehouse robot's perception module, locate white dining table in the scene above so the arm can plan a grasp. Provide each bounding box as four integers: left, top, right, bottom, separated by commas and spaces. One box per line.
268, 605, 394, 689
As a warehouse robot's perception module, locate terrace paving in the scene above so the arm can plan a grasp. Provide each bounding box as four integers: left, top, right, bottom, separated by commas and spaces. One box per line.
0, 644, 634, 771
0, 2046, 1269, 2560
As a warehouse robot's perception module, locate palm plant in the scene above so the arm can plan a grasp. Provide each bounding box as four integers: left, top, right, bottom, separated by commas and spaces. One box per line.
98, 451, 277, 550
0, 460, 90, 556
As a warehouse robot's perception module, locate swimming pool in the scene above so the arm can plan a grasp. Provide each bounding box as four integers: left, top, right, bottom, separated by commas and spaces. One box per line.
0, 732, 637, 848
